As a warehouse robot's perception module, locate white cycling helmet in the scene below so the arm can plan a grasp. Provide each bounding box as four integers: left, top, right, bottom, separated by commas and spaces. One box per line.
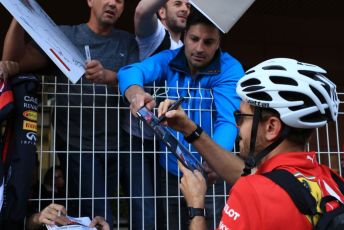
236, 58, 339, 129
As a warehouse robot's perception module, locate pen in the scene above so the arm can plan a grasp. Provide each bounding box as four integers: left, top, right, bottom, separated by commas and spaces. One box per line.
158, 96, 185, 123
85, 45, 91, 62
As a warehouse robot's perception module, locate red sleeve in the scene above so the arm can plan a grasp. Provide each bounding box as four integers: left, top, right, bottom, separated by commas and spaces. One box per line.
217, 177, 261, 230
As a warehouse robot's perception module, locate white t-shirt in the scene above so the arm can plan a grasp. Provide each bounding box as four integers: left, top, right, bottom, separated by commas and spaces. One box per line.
136, 20, 183, 60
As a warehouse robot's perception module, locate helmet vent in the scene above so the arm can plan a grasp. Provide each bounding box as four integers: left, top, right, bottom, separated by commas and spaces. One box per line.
262, 65, 286, 71
270, 76, 298, 86
241, 78, 261, 87
298, 70, 317, 80
300, 111, 327, 123
289, 105, 306, 112
246, 70, 255, 74
247, 92, 272, 101
297, 62, 315, 67
279, 91, 314, 107
315, 75, 332, 97
310, 85, 326, 104
243, 86, 265, 92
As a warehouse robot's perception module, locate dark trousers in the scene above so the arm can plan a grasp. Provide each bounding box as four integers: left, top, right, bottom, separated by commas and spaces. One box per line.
120, 129, 160, 230
57, 138, 118, 230
160, 166, 231, 230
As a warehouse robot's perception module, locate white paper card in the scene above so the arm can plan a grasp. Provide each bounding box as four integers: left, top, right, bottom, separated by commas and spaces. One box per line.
45, 216, 96, 230
189, 0, 255, 33
0, 0, 85, 84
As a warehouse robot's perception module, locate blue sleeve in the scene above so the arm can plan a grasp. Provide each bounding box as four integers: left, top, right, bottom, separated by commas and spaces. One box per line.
118, 50, 172, 96
212, 59, 244, 151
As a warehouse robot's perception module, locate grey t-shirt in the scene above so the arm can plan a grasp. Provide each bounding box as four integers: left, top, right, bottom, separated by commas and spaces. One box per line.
55, 23, 139, 150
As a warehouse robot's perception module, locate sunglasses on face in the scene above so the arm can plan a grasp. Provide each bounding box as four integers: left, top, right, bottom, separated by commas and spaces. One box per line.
234, 110, 254, 126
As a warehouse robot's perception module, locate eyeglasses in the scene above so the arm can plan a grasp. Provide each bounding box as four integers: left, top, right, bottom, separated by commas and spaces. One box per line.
234, 110, 254, 126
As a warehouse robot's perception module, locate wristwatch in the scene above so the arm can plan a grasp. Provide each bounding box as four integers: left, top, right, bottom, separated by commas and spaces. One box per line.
188, 207, 207, 219
184, 124, 203, 143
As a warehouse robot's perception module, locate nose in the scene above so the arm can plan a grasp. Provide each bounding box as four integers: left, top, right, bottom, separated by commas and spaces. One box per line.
108, 0, 116, 7
180, 3, 190, 13
195, 41, 205, 53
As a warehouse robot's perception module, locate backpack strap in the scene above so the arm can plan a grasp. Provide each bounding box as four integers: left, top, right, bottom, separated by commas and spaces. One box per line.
330, 170, 344, 195
263, 169, 318, 216
315, 203, 344, 230
314, 170, 344, 230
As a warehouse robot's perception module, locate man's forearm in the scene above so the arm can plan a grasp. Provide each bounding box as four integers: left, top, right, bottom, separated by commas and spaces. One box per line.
104, 69, 118, 86
135, 0, 168, 37
181, 125, 244, 184
2, 19, 26, 61
3, 19, 48, 72
125, 85, 146, 102
189, 216, 207, 230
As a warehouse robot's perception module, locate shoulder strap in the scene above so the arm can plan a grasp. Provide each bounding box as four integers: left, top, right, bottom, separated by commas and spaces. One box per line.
330, 170, 344, 195
263, 169, 318, 215
151, 29, 171, 56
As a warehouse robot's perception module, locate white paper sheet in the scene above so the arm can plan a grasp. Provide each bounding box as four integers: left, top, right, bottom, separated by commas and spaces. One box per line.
189, 0, 255, 33
0, 0, 85, 84
45, 216, 96, 230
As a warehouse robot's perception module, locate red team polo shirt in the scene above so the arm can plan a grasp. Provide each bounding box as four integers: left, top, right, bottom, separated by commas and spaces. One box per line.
217, 152, 344, 230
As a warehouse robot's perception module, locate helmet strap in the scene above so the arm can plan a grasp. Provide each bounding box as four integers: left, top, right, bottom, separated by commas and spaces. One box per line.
242, 107, 261, 176
242, 107, 291, 176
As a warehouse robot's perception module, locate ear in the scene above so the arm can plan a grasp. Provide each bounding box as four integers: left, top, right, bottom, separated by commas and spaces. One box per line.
158, 8, 166, 20
264, 116, 283, 142
87, 0, 93, 8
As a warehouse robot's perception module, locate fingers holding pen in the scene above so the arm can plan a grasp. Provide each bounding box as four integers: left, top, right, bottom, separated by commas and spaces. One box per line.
38, 203, 69, 226
157, 99, 176, 120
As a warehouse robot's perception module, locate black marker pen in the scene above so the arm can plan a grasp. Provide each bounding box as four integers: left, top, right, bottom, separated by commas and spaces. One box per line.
158, 96, 185, 123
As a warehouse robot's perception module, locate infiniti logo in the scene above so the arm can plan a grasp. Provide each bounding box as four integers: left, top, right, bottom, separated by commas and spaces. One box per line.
26, 132, 37, 141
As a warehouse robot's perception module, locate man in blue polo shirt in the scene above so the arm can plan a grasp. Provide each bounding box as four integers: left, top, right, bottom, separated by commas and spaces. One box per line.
118, 10, 244, 229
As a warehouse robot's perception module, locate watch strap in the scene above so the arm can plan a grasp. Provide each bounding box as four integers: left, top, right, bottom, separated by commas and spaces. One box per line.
188, 207, 207, 219
184, 124, 203, 143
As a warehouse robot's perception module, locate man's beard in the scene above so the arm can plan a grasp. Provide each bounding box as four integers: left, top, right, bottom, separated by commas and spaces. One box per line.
99, 17, 116, 28
165, 16, 185, 33
239, 135, 266, 162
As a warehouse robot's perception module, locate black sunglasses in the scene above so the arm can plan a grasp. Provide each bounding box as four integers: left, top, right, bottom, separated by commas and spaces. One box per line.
234, 110, 254, 126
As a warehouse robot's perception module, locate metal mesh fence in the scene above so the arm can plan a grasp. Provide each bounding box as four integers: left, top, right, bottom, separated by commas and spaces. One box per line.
27, 76, 343, 229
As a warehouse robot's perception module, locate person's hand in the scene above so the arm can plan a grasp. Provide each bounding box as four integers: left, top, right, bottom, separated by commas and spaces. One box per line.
89, 216, 110, 230
0, 61, 20, 81
157, 99, 196, 134
179, 161, 207, 208
35, 203, 70, 226
127, 87, 156, 116
203, 161, 219, 185
85, 60, 109, 84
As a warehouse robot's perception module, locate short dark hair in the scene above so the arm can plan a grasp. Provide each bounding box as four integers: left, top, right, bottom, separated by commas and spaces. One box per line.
259, 107, 314, 146
185, 8, 222, 35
